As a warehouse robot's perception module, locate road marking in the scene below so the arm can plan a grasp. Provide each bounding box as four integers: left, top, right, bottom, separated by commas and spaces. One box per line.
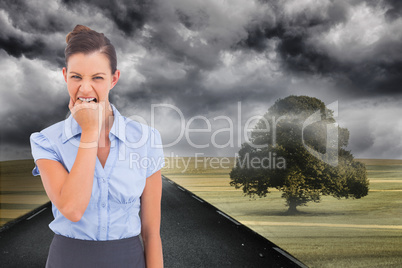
369, 190, 402, 192
26, 207, 47, 220
177, 186, 186, 191
168, 180, 174, 184
217, 210, 241, 226
273, 247, 308, 268
370, 180, 402, 183
240, 220, 402, 230
192, 195, 204, 203
177, 187, 238, 192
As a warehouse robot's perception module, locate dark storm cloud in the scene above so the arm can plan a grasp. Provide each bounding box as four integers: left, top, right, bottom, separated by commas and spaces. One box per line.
339, 98, 402, 159
0, 97, 69, 160
61, 0, 152, 36
0, 54, 69, 149
1, 105, 68, 146
125, 71, 280, 119
0, 34, 45, 60
0, 0, 154, 160
240, 1, 347, 52
112, 56, 284, 134
237, 0, 402, 96
0, 0, 68, 34
383, 0, 402, 20
0, 0, 68, 67
0, 32, 65, 68
0, 0, 152, 68
1, 0, 401, 160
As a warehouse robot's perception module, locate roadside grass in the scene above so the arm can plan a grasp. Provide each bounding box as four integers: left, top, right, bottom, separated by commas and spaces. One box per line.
162, 158, 402, 268
0, 160, 48, 226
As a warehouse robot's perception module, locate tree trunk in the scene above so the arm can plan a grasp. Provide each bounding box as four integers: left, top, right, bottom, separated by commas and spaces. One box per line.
287, 200, 298, 214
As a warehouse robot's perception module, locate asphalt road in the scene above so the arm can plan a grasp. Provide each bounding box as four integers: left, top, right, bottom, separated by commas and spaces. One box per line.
0, 176, 306, 268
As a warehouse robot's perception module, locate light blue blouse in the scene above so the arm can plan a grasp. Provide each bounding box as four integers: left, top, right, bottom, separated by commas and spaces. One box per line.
30, 104, 164, 241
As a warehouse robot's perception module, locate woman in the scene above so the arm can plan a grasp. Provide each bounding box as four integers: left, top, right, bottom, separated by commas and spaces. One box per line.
30, 25, 164, 267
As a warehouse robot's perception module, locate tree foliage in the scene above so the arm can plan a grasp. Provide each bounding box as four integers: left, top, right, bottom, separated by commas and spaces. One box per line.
230, 95, 369, 213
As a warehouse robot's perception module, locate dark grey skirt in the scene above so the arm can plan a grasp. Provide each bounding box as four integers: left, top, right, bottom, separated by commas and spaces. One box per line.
45, 234, 145, 268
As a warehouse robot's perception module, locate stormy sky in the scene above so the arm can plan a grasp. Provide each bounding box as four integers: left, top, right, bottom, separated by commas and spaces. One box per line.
1, 0, 402, 161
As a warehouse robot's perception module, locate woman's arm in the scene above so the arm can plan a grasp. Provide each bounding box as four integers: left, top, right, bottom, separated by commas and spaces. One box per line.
37, 130, 99, 222
141, 170, 163, 268
36, 99, 101, 222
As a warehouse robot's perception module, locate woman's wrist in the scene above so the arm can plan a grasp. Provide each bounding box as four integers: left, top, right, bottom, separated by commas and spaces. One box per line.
79, 130, 100, 148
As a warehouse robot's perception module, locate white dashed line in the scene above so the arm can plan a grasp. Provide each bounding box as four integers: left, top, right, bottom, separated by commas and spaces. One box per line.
273, 247, 308, 268
216, 210, 241, 226
168, 180, 174, 184
192, 195, 204, 203
177, 186, 186, 191
26, 207, 47, 220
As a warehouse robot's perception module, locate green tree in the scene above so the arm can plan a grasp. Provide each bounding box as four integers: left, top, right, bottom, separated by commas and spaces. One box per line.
230, 95, 369, 214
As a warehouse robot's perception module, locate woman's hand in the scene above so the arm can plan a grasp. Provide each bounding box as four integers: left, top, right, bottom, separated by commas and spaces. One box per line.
68, 98, 104, 136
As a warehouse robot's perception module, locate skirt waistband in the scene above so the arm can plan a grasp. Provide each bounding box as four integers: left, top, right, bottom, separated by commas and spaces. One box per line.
53, 233, 141, 245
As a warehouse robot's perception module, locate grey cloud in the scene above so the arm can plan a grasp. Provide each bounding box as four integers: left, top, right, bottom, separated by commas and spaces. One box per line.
347, 125, 375, 157
121, 65, 286, 119
383, 0, 402, 20
1, 0, 401, 161
0, 0, 67, 34
0, 0, 151, 68
0, 60, 69, 149
0, 49, 68, 152
61, 0, 151, 36
237, 0, 402, 96
0, 1, 68, 67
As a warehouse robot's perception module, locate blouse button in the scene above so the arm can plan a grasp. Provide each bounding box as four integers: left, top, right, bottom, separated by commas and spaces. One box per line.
102, 203, 106, 208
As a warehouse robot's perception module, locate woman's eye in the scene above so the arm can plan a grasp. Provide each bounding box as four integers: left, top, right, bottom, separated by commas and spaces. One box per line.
71, 75, 81, 79
94, 76, 103, 80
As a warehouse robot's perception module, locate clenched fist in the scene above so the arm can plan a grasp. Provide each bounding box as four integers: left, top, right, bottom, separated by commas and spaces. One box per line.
68, 98, 105, 137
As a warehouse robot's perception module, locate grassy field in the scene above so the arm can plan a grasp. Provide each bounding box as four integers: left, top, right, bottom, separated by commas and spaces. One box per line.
0, 160, 48, 227
162, 157, 402, 268
1, 158, 401, 267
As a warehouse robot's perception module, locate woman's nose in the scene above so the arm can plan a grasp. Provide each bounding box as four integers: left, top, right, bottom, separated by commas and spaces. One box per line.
79, 81, 93, 93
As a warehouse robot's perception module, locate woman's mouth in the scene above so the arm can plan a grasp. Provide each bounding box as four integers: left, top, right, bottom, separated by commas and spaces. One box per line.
78, 97, 97, 103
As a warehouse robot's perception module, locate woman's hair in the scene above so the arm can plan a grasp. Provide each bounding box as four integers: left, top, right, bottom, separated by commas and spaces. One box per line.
65, 25, 117, 74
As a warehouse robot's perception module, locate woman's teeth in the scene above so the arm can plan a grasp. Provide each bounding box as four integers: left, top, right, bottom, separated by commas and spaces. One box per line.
79, 97, 96, 102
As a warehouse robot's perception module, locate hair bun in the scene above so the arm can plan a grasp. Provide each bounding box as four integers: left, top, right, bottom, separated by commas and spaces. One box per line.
66, 25, 92, 44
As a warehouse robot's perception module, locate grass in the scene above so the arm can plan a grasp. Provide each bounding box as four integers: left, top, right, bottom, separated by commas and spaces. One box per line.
1, 158, 401, 267
0, 160, 49, 226
162, 157, 402, 268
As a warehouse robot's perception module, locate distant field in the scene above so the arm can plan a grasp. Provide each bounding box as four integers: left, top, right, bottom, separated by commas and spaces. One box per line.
1, 158, 401, 267
162, 157, 402, 268
0, 160, 48, 227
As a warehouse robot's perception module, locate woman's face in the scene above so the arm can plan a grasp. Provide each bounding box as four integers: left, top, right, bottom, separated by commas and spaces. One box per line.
63, 52, 120, 106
